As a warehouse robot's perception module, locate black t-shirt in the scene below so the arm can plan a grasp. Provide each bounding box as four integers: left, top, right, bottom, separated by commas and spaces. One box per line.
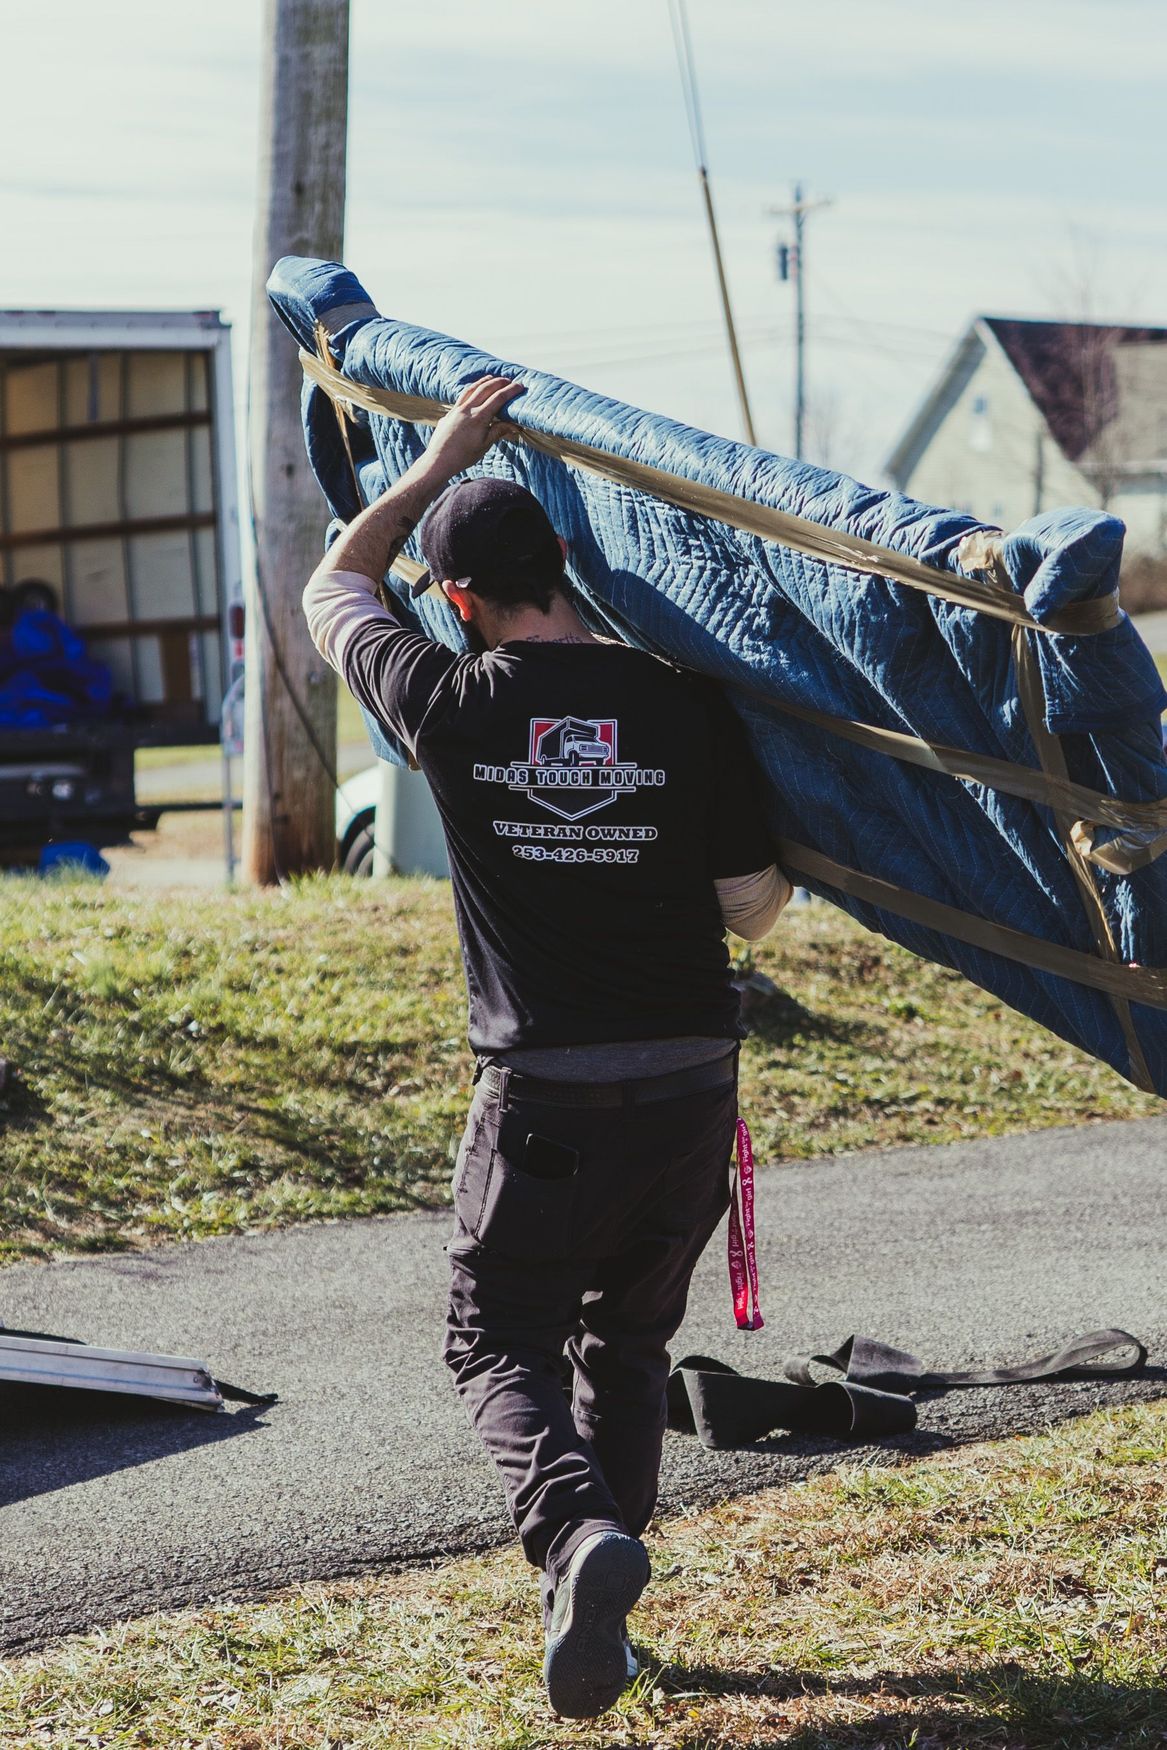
341, 616, 774, 1055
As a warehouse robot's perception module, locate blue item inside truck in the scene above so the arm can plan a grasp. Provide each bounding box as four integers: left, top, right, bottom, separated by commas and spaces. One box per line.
0, 610, 113, 728
268, 256, 1167, 1096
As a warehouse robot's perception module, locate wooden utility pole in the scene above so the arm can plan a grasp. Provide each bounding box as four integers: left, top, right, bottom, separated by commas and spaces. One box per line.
243, 0, 350, 884
769, 185, 831, 461
792, 185, 808, 462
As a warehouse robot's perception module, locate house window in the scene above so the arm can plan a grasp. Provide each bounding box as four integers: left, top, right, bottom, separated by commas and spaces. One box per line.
969, 391, 992, 453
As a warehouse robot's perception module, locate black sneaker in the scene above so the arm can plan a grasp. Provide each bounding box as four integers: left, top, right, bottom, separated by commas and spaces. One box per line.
622, 1626, 640, 1682
542, 1531, 650, 1718
541, 1574, 639, 1678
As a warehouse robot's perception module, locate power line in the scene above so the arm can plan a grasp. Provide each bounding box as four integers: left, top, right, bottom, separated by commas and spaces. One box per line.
486, 308, 960, 377
668, 0, 708, 172
491, 312, 744, 350
491, 310, 960, 356
539, 321, 950, 377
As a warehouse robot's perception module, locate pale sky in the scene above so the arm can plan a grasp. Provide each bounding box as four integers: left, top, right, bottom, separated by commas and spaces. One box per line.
3, 0, 1164, 479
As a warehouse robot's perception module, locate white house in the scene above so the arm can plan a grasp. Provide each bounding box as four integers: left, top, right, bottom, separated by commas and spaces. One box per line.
886, 319, 1167, 606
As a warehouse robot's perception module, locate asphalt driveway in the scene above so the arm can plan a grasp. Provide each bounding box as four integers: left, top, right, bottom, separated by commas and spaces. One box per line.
3, 1113, 1165, 1651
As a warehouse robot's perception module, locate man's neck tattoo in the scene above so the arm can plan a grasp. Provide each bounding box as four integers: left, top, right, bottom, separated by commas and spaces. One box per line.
514, 633, 596, 644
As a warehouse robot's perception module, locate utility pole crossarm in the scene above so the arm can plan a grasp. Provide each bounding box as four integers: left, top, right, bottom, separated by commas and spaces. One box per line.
766, 197, 834, 220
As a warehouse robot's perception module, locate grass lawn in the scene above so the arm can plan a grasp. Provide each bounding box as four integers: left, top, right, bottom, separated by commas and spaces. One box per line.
0, 875, 1157, 1268
2, 1397, 1163, 1748
134, 743, 224, 772
134, 689, 370, 774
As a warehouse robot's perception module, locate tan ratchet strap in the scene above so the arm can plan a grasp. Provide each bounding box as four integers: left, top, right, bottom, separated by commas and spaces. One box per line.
300, 351, 1165, 1067
743, 693, 1167, 848
313, 323, 366, 511
1011, 624, 1154, 1088
382, 545, 1167, 857
776, 840, 1167, 1013
359, 382, 1162, 883
298, 352, 1119, 638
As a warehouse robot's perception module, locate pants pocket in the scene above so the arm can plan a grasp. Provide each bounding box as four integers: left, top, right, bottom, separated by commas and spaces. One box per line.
453, 1100, 488, 1198
457, 1100, 581, 1261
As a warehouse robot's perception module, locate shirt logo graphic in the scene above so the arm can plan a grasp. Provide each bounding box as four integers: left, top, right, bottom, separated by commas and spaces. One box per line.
472, 714, 665, 822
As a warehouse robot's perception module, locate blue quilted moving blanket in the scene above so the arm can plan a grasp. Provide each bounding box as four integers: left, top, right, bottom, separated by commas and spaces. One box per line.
269, 256, 1167, 1096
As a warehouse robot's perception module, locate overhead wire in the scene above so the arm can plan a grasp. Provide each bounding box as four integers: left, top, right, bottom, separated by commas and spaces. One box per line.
668, 0, 710, 175
812, 277, 957, 356
489, 310, 958, 358
531, 318, 951, 375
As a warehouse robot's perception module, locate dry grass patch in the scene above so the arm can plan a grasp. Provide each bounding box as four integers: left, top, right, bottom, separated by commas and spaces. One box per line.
1, 1400, 1164, 1747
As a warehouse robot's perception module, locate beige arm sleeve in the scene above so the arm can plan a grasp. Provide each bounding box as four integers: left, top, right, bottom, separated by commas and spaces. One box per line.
715, 864, 793, 941
302, 568, 396, 676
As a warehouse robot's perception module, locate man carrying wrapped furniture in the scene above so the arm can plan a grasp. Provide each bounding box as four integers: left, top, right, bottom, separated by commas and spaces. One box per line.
302, 376, 789, 1719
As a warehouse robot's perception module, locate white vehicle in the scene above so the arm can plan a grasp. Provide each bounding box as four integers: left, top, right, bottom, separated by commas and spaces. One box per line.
335, 760, 450, 879
335, 761, 382, 875
0, 308, 243, 861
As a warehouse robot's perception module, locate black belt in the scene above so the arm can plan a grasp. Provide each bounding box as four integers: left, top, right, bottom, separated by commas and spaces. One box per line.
476, 1053, 737, 1109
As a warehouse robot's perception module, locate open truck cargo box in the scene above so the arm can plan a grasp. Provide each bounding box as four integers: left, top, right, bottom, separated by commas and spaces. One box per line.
0, 310, 243, 853
0, 309, 241, 740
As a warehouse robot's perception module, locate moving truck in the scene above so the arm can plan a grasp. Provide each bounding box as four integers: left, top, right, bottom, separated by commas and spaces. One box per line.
0, 309, 243, 861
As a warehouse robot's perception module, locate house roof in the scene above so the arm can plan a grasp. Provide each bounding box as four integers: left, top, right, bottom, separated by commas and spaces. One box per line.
886, 317, 1167, 486
983, 318, 1167, 464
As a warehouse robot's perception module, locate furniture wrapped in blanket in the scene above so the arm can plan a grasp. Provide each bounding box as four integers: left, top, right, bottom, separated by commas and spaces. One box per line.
269, 256, 1167, 1097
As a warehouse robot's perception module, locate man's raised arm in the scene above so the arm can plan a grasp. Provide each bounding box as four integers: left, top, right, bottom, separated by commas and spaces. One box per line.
302, 375, 524, 674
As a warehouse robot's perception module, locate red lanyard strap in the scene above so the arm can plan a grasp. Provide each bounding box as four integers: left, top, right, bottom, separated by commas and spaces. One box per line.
727, 1118, 764, 1332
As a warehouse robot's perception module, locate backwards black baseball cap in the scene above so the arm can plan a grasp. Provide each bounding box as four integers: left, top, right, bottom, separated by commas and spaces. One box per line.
413, 477, 562, 600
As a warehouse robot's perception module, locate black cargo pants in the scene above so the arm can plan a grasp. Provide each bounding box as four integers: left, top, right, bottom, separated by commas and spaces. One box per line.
442, 1055, 737, 1593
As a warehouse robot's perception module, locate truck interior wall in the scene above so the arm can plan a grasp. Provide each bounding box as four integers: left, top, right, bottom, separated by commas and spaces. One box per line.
0, 347, 226, 734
